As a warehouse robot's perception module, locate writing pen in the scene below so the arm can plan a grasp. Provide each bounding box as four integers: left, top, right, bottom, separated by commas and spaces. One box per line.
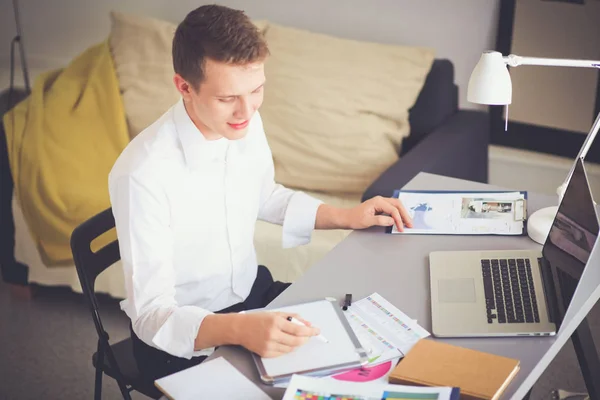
286, 316, 329, 343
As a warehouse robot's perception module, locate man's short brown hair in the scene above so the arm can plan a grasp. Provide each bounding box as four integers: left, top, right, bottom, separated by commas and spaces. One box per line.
173, 4, 269, 89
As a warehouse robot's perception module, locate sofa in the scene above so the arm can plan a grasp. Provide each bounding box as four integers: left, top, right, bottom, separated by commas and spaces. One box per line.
0, 12, 489, 297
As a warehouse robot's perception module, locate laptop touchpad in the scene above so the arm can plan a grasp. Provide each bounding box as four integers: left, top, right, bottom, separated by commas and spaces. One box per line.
438, 278, 476, 303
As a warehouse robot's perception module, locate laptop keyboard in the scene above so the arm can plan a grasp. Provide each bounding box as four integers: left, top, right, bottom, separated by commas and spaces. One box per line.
481, 258, 540, 324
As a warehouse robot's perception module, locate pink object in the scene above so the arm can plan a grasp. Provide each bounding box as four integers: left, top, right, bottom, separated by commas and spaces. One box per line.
332, 361, 393, 382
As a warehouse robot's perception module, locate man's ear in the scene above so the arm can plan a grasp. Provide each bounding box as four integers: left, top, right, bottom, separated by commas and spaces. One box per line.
173, 74, 192, 97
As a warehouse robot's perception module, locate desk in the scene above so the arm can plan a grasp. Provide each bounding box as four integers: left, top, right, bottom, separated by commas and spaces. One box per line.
207, 172, 600, 400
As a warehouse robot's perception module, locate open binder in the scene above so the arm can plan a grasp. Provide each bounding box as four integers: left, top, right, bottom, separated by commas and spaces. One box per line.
388, 190, 528, 236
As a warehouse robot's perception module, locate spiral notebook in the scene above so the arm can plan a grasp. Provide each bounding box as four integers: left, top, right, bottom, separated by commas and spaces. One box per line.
388, 190, 528, 235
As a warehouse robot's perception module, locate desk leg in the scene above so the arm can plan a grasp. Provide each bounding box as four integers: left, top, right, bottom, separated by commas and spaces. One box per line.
571, 318, 600, 400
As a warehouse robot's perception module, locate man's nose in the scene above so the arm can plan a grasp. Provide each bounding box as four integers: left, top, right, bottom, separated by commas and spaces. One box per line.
235, 97, 253, 120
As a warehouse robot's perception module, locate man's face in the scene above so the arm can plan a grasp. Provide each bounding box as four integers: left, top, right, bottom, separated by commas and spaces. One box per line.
174, 58, 265, 140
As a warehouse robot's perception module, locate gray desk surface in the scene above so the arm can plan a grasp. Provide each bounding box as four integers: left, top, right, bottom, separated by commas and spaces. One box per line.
207, 172, 581, 400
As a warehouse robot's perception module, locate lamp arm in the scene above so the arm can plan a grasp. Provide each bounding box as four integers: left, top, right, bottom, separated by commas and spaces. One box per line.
504, 54, 600, 69
578, 111, 600, 161
499, 53, 600, 199
558, 110, 600, 201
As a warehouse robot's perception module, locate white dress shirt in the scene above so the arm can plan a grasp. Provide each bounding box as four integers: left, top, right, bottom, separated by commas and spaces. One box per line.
108, 99, 322, 359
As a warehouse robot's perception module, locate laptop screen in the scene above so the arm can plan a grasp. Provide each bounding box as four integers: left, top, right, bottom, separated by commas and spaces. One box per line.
541, 158, 599, 326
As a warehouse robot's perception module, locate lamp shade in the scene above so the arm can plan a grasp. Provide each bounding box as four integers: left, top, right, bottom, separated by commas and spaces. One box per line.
467, 51, 512, 105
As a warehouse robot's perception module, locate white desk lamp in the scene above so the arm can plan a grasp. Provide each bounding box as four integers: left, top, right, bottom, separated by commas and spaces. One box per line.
467, 51, 600, 245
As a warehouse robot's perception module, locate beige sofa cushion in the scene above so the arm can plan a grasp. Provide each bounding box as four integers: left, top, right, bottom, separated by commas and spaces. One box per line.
109, 11, 179, 139
108, 11, 268, 139
261, 23, 435, 194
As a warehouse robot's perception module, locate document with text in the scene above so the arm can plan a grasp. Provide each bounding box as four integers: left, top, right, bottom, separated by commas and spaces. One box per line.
343, 293, 430, 366
391, 190, 527, 235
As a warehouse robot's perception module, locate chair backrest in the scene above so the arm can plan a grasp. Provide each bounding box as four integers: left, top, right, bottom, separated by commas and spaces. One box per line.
70, 207, 120, 340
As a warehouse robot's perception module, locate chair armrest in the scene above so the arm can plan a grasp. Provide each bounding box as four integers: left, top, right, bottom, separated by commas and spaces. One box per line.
362, 109, 490, 202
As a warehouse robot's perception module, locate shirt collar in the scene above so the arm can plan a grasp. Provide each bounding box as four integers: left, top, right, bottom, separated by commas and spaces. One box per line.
173, 98, 229, 168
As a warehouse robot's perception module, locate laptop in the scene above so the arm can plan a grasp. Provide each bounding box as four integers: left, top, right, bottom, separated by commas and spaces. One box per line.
429, 158, 599, 337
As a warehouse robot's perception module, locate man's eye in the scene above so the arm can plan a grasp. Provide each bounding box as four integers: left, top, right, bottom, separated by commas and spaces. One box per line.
218, 98, 235, 103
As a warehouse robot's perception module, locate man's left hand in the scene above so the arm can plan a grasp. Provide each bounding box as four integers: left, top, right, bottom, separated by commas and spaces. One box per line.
345, 196, 413, 231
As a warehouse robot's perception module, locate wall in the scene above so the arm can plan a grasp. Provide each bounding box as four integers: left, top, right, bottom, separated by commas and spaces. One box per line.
0, 0, 500, 110
509, 0, 600, 134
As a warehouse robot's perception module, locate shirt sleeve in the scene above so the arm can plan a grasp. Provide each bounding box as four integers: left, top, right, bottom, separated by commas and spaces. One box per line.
110, 173, 213, 359
254, 116, 323, 248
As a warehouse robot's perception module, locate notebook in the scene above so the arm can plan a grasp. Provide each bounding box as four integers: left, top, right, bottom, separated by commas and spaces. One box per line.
252, 299, 369, 385
154, 357, 270, 400
388, 190, 528, 235
389, 339, 520, 400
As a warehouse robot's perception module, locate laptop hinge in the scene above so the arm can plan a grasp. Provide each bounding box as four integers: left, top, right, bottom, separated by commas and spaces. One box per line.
538, 257, 559, 325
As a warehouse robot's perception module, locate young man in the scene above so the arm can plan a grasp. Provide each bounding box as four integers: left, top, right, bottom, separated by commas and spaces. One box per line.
108, 4, 412, 380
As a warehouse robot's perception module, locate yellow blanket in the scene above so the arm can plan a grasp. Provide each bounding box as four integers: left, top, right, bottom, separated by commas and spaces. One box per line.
3, 41, 129, 265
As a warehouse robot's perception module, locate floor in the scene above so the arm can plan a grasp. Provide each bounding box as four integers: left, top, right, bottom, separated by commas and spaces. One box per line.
1, 279, 599, 400
0, 282, 143, 399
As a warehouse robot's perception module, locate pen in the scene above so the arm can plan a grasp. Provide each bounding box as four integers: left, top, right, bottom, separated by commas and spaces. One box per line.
342, 293, 352, 311
286, 316, 329, 343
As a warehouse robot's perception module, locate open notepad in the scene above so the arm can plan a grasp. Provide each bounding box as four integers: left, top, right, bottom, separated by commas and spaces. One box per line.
390, 190, 528, 235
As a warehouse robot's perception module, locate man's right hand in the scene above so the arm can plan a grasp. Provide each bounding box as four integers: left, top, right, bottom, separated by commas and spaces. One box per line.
236, 312, 320, 358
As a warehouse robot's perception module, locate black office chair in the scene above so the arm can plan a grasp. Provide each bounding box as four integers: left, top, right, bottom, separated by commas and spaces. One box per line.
71, 207, 162, 400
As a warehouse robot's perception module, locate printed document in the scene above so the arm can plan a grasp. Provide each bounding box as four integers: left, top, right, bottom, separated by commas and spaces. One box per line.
392, 191, 526, 235
343, 293, 430, 366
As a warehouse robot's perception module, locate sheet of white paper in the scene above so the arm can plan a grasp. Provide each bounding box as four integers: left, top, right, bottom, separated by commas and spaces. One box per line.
392, 191, 526, 235
283, 374, 455, 400
344, 293, 430, 365
154, 357, 270, 400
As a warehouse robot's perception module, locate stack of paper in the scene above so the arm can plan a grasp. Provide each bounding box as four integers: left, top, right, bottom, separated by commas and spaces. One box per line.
343, 292, 430, 366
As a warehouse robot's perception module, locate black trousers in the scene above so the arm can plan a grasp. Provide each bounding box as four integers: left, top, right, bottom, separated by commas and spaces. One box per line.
130, 265, 290, 381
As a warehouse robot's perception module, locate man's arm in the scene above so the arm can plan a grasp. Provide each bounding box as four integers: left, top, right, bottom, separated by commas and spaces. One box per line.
111, 173, 215, 358
315, 196, 413, 232
111, 174, 318, 358
256, 163, 412, 236
256, 162, 323, 249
